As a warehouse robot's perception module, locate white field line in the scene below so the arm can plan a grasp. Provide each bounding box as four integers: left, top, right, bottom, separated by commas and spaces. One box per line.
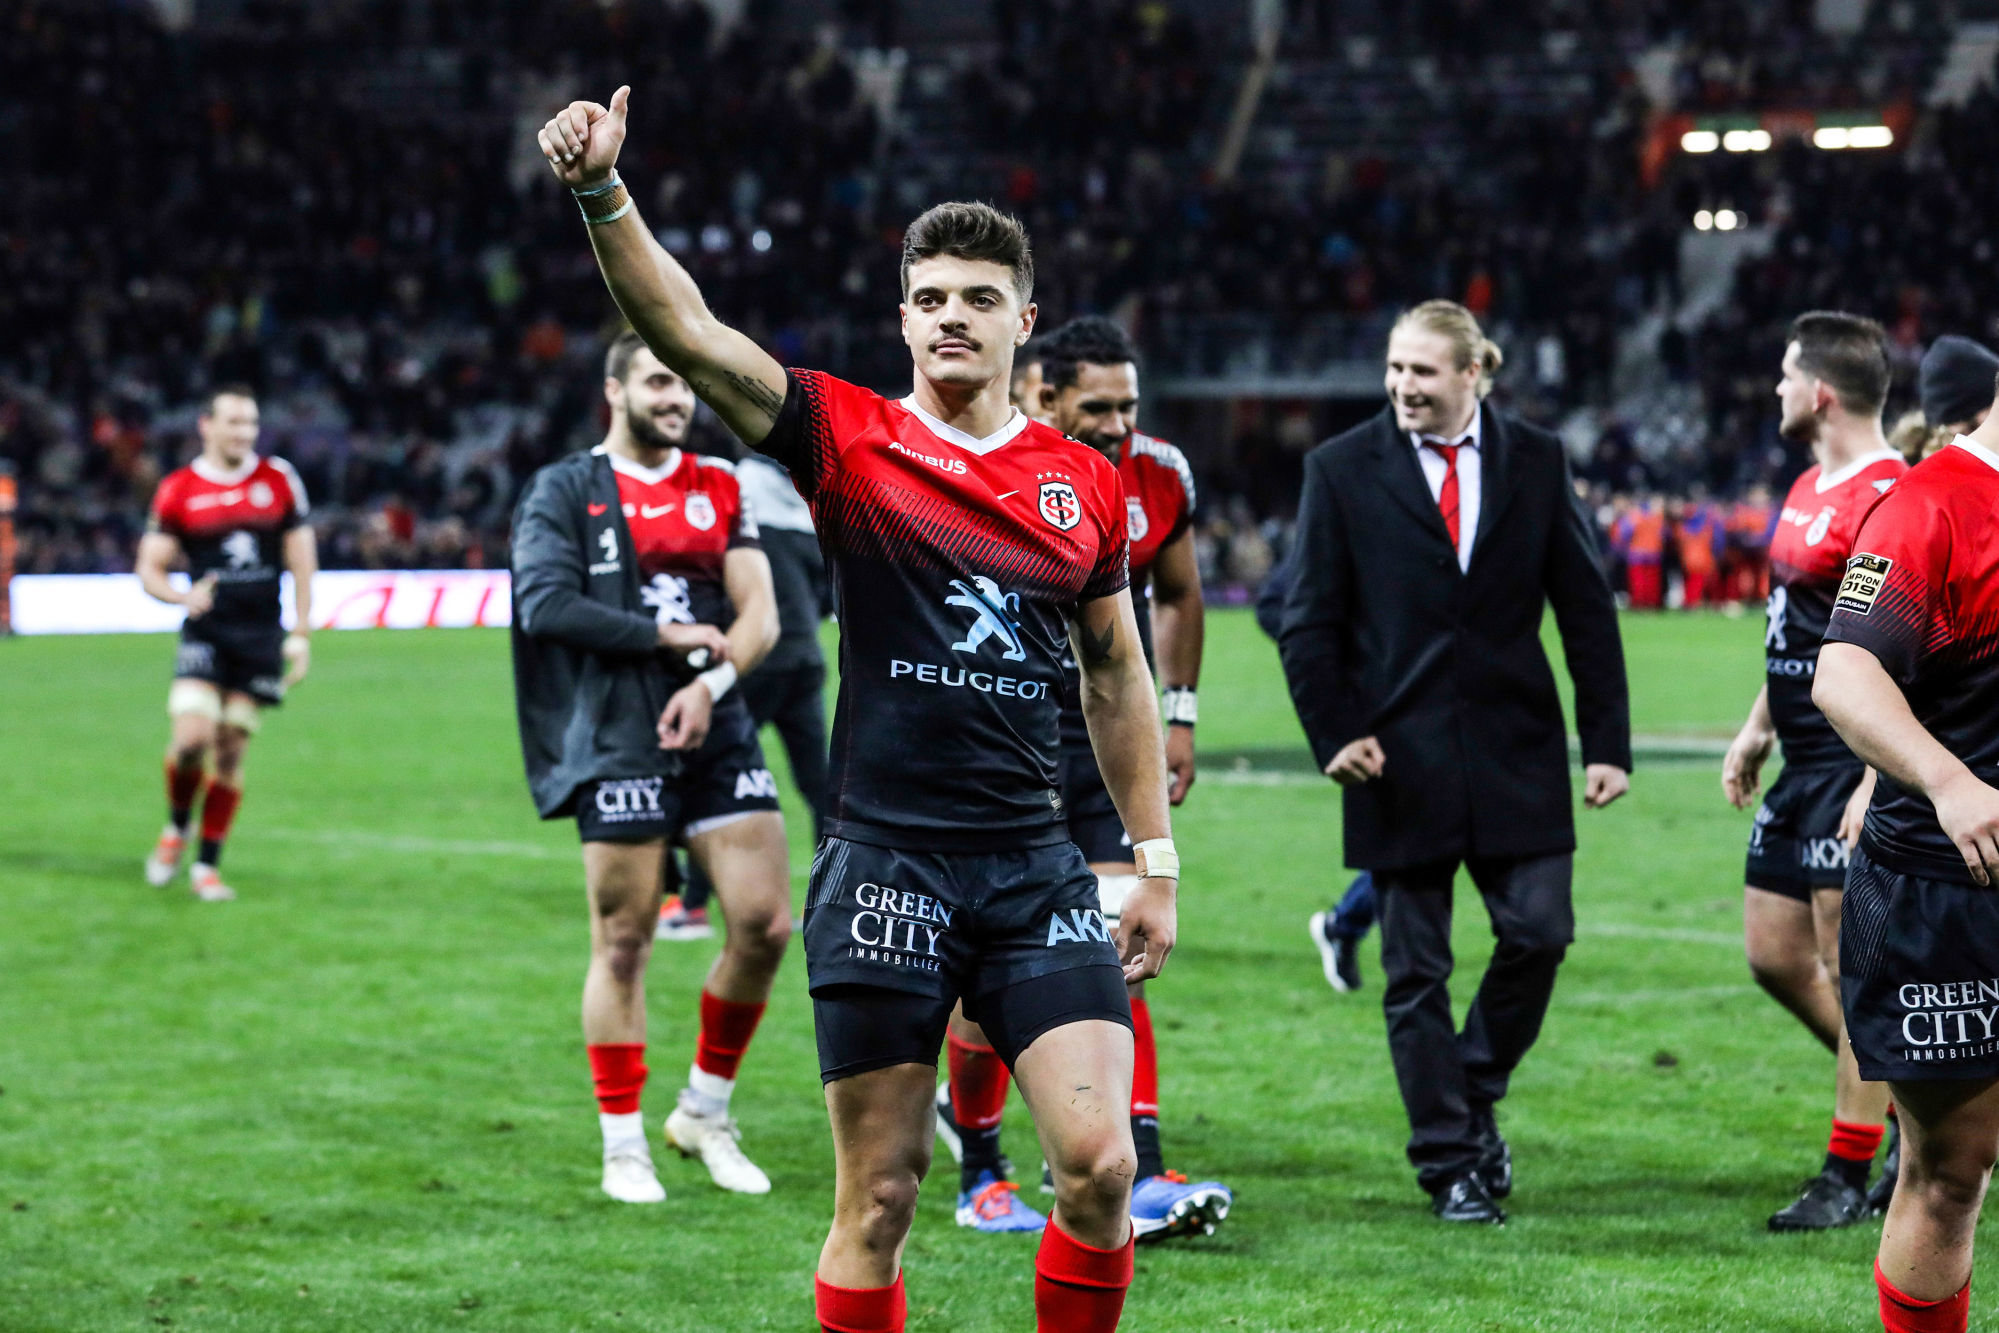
1580, 922, 1742, 947
268, 827, 575, 860
1563, 983, 1755, 1006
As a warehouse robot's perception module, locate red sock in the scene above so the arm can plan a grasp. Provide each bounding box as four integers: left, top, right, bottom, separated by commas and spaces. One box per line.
815, 1274, 905, 1333
1129, 999, 1158, 1120
694, 990, 767, 1081
1877, 1261, 1969, 1333
199, 780, 242, 846
1831, 1118, 1887, 1162
587, 1043, 647, 1115
947, 1031, 1009, 1130
1035, 1220, 1134, 1332
165, 760, 203, 827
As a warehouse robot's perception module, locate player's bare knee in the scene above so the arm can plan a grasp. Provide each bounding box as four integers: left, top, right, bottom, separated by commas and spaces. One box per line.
1049, 1140, 1136, 1218
725, 901, 792, 970
845, 1171, 922, 1250
598, 918, 654, 985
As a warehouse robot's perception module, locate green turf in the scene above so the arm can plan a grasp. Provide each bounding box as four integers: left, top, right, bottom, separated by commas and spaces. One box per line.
0, 608, 1952, 1330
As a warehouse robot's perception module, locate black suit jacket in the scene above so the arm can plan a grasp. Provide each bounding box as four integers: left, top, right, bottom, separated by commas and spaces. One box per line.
1278, 405, 1631, 871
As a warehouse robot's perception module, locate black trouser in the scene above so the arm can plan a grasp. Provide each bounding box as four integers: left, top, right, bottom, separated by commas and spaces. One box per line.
1375, 851, 1573, 1193
680, 661, 827, 909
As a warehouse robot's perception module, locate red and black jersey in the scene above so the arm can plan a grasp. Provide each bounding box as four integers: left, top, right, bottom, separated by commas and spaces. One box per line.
603, 447, 759, 630
757, 369, 1129, 851
1059, 432, 1196, 752
1764, 450, 1905, 766
1825, 439, 1999, 883
146, 455, 309, 629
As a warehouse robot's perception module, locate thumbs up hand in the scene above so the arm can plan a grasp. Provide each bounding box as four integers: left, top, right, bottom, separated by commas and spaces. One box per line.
538, 85, 631, 190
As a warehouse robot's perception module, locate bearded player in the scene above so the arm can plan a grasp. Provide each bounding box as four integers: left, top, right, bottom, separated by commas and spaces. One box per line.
934, 317, 1229, 1242
511, 330, 791, 1203
543, 88, 1178, 1333
137, 386, 315, 902
1720, 313, 1903, 1230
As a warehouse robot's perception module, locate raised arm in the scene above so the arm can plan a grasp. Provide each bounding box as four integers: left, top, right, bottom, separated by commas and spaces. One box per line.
1148, 527, 1204, 805
539, 89, 789, 448
1070, 589, 1176, 981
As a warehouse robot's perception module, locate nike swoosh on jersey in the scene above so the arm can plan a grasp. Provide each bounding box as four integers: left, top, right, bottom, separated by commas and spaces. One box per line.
641, 504, 676, 519
588, 503, 608, 515
994, 491, 1018, 501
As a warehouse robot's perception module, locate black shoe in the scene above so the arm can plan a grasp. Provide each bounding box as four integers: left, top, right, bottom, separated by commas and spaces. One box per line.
1430, 1171, 1506, 1224
1867, 1119, 1900, 1216
1308, 911, 1363, 992
933, 1080, 1011, 1179
1768, 1168, 1868, 1231
1470, 1104, 1512, 1200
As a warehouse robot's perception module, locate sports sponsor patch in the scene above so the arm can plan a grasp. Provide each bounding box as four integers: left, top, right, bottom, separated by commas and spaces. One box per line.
1835, 553, 1892, 615
684, 493, 716, 530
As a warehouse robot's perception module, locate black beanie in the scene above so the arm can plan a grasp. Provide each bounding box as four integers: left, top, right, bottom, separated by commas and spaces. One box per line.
1919, 335, 1999, 427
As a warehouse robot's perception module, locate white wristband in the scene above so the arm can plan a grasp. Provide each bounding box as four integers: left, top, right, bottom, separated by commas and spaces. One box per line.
1133, 838, 1179, 881
1161, 687, 1198, 727
696, 661, 737, 701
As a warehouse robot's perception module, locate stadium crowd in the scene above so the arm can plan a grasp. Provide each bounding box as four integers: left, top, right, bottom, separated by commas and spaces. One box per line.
0, 0, 1981, 600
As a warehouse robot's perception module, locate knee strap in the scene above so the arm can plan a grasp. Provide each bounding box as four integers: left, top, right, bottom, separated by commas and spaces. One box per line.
220, 696, 263, 733
167, 680, 223, 721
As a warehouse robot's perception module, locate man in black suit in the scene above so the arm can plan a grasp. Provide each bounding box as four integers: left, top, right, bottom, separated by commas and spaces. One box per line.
1279, 300, 1632, 1222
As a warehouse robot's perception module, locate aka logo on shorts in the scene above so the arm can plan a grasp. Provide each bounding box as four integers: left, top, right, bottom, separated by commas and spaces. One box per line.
1802, 836, 1852, 874
1047, 907, 1112, 947
733, 768, 779, 800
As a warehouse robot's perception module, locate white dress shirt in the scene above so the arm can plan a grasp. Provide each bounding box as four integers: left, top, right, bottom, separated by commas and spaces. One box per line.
1410, 407, 1483, 571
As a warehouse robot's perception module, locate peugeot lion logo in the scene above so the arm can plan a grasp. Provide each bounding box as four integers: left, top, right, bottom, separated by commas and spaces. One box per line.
946, 577, 1027, 661
222, 530, 260, 570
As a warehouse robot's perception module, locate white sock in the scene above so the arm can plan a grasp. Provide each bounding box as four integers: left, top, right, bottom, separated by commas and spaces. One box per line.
600, 1110, 647, 1159
685, 1065, 734, 1117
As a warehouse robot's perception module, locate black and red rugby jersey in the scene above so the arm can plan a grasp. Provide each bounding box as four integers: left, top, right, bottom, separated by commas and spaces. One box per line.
1764, 449, 1905, 767
1826, 438, 1999, 883
757, 369, 1129, 851
601, 447, 759, 629
1059, 432, 1196, 752
147, 455, 309, 629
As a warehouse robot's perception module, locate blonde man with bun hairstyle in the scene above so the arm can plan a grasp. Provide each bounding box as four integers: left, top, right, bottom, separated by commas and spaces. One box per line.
1280, 299, 1631, 1223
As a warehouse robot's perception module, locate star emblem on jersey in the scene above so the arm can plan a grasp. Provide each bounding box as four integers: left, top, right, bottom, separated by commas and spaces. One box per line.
684, 493, 717, 531
945, 577, 1027, 661
1038, 477, 1080, 532
1126, 496, 1149, 542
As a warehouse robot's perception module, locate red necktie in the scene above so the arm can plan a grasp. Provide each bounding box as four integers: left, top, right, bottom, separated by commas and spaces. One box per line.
1424, 441, 1461, 549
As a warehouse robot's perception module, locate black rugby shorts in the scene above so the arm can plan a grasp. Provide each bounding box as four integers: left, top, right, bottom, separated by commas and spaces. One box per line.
804, 836, 1131, 1081
1745, 762, 1865, 901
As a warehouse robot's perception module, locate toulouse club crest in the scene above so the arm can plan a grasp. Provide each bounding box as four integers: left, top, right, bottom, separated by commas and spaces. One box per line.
1038, 480, 1081, 532
1126, 496, 1149, 542
684, 492, 717, 530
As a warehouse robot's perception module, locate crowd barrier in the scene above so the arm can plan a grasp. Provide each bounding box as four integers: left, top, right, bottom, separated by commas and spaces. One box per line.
8, 571, 513, 634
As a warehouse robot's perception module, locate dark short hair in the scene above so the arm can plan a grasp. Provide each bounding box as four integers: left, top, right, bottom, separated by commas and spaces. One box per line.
203, 383, 258, 415
1791, 311, 1890, 417
1037, 316, 1140, 391
900, 202, 1034, 306
605, 329, 650, 383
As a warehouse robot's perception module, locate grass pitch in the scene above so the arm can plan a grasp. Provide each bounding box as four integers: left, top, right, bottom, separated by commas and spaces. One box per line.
0, 609, 1962, 1330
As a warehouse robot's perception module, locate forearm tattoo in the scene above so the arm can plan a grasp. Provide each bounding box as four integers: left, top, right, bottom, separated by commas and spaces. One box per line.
1077, 616, 1116, 668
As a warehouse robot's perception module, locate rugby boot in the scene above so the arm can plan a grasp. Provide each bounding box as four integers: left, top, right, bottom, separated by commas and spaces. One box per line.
1867, 1118, 1900, 1216
664, 1097, 771, 1195
1131, 1171, 1234, 1242
955, 1171, 1046, 1233
1471, 1103, 1512, 1199
145, 825, 187, 887
1430, 1171, 1506, 1224
1768, 1168, 1867, 1231
655, 895, 714, 941
1309, 911, 1363, 992
188, 862, 236, 902
600, 1149, 667, 1204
